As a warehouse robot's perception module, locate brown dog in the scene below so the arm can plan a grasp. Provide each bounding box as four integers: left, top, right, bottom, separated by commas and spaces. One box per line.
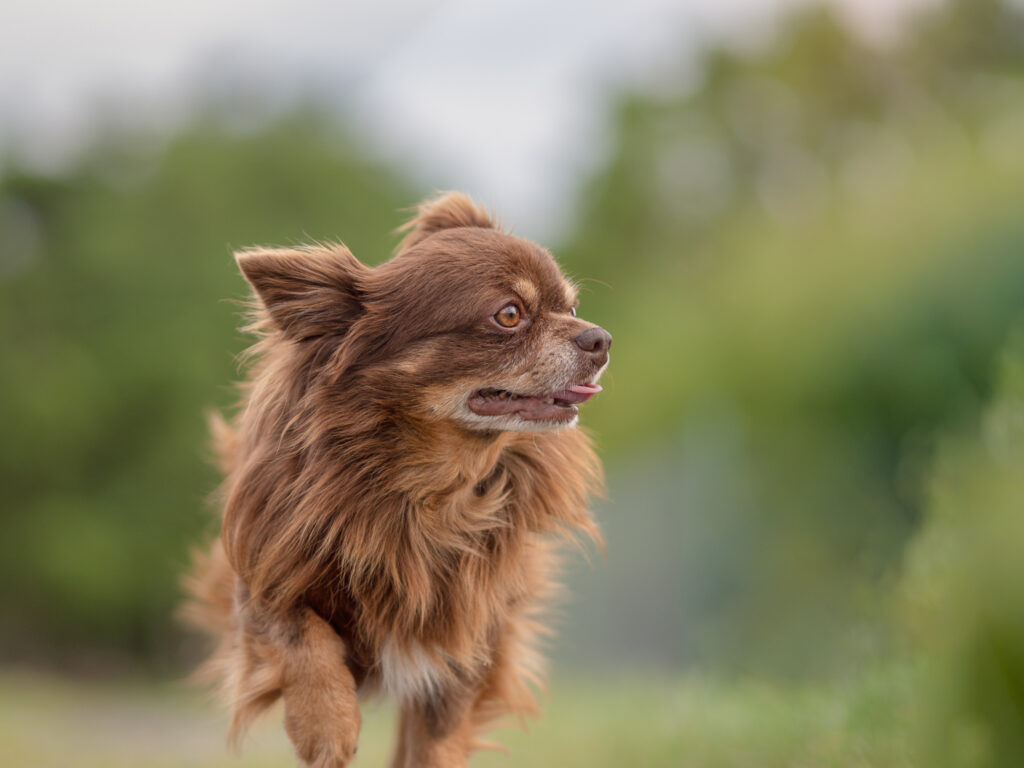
183, 193, 611, 767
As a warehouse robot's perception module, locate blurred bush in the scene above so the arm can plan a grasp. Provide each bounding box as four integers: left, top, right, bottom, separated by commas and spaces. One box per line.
0, 112, 413, 671
558, 0, 1024, 673
901, 340, 1024, 768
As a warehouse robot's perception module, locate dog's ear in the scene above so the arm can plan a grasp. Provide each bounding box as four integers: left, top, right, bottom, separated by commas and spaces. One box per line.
235, 245, 368, 340
396, 192, 498, 253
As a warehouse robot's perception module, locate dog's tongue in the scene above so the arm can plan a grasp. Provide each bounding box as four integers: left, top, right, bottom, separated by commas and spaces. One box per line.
551, 383, 602, 405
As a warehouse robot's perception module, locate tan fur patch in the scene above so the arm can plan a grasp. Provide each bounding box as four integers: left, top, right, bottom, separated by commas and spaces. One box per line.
511, 279, 539, 308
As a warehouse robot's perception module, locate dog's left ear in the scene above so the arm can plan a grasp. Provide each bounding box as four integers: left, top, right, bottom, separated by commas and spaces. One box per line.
395, 192, 498, 253
235, 245, 368, 340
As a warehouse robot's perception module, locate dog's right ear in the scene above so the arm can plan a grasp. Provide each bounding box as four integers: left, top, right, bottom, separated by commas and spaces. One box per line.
235, 245, 368, 340
395, 192, 498, 253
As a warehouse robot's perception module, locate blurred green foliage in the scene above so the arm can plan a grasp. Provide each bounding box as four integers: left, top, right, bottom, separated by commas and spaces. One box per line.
901, 340, 1024, 768
559, 0, 1024, 673
0, 0, 1023, 720
0, 113, 414, 669
2, 0, 1024, 763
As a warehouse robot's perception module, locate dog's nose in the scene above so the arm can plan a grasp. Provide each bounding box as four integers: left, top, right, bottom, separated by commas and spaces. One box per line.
574, 326, 612, 358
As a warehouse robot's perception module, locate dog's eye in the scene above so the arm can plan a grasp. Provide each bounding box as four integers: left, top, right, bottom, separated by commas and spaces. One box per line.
571, 306, 577, 317
494, 304, 521, 328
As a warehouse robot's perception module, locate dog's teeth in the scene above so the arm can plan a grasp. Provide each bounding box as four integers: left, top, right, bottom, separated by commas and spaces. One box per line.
545, 398, 555, 405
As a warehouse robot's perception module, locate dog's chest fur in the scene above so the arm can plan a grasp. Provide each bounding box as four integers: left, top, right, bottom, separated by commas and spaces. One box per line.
333, 472, 530, 699
223, 414, 598, 701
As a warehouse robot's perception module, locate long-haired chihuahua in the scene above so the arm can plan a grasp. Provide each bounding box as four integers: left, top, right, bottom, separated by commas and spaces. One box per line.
183, 193, 611, 767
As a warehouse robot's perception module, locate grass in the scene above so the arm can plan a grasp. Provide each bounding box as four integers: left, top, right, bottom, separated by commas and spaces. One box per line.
0, 667, 917, 767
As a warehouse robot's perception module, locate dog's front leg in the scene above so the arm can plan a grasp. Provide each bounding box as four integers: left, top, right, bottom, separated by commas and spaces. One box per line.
279, 606, 362, 768
392, 688, 476, 768
235, 601, 361, 768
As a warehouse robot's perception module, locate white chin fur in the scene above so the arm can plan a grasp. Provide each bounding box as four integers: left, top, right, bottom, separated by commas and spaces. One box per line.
458, 409, 579, 433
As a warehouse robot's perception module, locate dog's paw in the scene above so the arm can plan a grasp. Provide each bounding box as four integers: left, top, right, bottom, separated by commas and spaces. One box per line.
284, 704, 361, 768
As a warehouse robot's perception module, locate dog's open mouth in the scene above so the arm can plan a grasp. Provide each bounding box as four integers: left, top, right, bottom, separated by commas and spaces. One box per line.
468, 383, 602, 422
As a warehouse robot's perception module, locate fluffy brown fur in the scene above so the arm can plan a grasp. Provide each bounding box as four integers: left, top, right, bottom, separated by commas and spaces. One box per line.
182, 192, 611, 767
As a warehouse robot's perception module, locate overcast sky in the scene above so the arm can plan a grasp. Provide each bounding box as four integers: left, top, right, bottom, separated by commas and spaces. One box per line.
2, 0, 939, 238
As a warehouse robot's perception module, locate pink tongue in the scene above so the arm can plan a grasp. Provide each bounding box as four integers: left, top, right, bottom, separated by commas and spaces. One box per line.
552, 383, 603, 405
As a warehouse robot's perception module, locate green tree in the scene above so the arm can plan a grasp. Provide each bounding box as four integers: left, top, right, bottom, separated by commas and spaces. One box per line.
0, 110, 414, 670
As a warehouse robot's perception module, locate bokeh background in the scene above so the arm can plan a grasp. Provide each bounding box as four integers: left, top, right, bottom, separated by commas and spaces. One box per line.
3, 0, 1024, 765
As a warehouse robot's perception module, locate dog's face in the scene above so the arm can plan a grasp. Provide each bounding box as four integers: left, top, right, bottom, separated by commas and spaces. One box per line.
373, 228, 611, 433
236, 194, 610, 434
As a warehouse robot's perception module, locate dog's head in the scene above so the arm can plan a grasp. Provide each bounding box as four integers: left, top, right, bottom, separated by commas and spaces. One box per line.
236, 193, 610, 433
